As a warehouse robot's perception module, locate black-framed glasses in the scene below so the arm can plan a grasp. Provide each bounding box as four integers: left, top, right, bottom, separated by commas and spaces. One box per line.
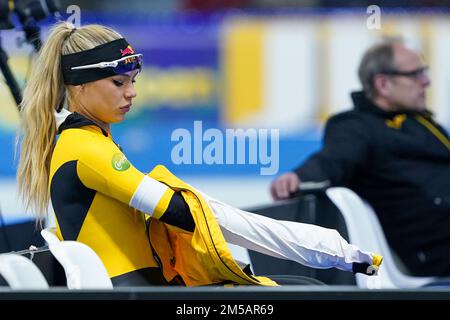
381, 66, 429, 79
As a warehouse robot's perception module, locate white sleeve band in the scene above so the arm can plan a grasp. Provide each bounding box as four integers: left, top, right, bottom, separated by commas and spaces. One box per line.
129, 176, 169, 216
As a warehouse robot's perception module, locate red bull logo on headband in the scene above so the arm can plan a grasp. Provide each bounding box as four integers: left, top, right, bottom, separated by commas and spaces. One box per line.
120, 45, 135, 57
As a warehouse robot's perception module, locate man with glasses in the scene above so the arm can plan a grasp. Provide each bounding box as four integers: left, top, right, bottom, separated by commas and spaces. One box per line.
270, 39, 450, 277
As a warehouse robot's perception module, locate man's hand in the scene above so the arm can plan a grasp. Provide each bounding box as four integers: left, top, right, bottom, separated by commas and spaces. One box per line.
270, 172, 300, 201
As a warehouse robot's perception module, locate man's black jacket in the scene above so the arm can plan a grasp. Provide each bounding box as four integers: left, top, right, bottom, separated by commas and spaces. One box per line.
295, 91, 450, 276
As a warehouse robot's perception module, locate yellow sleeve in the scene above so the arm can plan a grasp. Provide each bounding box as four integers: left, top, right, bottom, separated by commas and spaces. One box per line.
76, 136, 173, 217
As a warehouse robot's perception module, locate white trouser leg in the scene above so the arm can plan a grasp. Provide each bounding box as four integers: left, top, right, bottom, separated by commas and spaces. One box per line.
205, 196, 374, 272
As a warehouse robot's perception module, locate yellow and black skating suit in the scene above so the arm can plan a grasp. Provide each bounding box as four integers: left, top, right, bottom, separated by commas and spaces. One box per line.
50, 113, 178, 285
50, 113, 276, 287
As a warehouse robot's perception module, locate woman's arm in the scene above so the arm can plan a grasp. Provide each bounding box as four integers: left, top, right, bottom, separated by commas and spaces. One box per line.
76, 137, 193, 231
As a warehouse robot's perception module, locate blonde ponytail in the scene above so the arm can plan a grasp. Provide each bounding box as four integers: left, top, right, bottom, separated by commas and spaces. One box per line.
17, 22, 122, 221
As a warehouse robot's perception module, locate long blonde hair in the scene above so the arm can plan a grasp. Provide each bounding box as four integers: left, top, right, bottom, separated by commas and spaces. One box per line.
17, 22, 122, 221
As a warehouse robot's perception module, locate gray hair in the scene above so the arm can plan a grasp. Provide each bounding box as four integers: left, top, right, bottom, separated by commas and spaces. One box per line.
358, 38, 403, 99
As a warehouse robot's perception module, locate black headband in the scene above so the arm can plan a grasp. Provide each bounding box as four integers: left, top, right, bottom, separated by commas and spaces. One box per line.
61, 38, 138, 85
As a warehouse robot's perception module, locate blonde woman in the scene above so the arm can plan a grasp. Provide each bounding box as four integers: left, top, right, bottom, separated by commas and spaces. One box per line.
17, 22, 382, 286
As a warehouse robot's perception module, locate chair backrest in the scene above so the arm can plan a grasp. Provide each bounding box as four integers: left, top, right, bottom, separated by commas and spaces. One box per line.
326, 187, 436, 289
0, 253, 49, 289
48, 241, 113, 289
41, 227, 60, 245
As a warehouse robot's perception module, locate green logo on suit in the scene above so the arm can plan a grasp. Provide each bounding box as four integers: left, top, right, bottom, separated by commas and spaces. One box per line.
112, 153, 131, 171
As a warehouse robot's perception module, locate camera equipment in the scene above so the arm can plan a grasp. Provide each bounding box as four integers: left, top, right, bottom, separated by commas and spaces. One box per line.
0, 0, 15, 30
0, 0, 61, 108
1, 0, 61, 51
15, 0, 61, 52
0, 36, 22, 105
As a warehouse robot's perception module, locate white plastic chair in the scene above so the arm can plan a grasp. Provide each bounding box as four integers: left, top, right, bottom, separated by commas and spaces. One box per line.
0, 253, 49, 289
48, 241, 113, 289
326, 187, 437, 289
41, 227, 60, 245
